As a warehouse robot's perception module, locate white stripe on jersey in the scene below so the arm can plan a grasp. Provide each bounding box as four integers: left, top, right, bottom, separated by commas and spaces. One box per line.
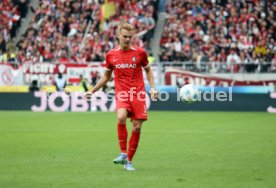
104, 67, 112, 71
130, 46, 137, 51
143, 63, 150, 68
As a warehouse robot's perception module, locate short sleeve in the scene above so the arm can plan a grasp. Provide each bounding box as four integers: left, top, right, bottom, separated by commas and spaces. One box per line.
104, 53, 113, 71
141, 51, 150, 68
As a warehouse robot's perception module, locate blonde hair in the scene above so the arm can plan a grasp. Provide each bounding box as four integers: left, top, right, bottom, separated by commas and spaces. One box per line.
117, 23, 134, 34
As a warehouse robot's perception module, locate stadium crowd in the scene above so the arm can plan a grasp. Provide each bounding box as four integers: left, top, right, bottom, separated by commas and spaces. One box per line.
1, 0, 275, 73
159, 0, 276, 72
0, 0, 29, 61
1, 0, 157, 64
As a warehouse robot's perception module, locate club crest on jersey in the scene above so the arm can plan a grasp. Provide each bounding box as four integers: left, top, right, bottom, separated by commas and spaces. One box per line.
132, 57, 137, 62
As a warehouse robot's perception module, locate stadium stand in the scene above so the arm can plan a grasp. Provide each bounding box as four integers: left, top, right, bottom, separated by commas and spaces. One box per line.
0, 0, 29, 62
0, 0, 275, 74
159, 0, 275, 73
12, 0, 157, 64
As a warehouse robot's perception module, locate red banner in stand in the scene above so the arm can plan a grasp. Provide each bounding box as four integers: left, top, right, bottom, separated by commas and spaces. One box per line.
21, 62, 105, 85
165, 68, 276, 86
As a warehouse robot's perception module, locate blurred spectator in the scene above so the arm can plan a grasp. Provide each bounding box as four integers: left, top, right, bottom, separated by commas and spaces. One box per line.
0, 36, 6, 53
91, 71, 100, 86
54, 73, 66, 91
0, 50, 3, 63
255, 41, 267, 56
226, 49, 241, 72
29, 80, 40, 92
271, 54, 276, 72
226, 49, 241, 64
18, 0, 28, 19
79, 74, 88, 92
148, 52, 155, 64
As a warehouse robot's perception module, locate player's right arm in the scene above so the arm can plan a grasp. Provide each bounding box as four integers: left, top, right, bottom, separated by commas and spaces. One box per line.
91, 70, 112, 93
84, 51, 114, 100
83, 70, 112, 100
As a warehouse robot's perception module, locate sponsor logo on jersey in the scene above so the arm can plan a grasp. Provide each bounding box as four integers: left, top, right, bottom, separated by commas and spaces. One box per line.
115, 64, 137, 69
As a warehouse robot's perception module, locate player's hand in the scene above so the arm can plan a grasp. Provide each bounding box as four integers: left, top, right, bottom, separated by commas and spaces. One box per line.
150, 88, 158, 100
83, 91, 93, 101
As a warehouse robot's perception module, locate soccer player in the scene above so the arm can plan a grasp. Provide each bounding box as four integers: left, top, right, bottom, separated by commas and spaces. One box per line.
84, 23, 158, 171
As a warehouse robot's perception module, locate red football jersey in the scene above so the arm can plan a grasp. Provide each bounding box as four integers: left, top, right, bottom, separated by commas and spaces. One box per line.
104, 46, 149, 95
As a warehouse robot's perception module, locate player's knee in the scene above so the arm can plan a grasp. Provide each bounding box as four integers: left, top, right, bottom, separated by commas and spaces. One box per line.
117, 115, 127, 124
132, 121, 142, 132
133, 126, 141, 132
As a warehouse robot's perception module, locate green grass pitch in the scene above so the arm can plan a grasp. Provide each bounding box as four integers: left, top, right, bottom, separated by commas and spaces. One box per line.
0, 111, 276, 188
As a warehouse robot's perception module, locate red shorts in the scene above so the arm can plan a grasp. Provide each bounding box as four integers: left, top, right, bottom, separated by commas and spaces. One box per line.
116, 93, 148, 121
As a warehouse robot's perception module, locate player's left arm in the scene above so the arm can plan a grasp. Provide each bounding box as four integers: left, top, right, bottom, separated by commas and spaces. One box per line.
144, 66, 158, 100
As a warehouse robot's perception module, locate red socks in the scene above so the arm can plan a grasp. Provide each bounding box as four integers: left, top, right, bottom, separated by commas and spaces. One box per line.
117, 123, 141, 161
117, 123, 128, 153
127, 131, 141, 161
